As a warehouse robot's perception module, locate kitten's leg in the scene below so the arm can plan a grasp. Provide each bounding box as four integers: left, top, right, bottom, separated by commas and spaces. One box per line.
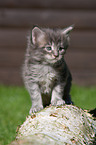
63, 73, 73, 104
27, 83, 43, 114
51, 84, 65, 106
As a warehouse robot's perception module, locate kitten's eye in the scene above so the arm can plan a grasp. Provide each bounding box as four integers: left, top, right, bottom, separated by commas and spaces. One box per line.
45, 47, 52, 52
59, 47, 64, 51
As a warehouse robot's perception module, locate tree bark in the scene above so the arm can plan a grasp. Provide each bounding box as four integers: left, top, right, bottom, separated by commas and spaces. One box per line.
10, 105, 96, 145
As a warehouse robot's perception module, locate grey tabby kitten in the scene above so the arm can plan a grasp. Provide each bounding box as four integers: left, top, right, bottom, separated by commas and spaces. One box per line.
22, 25, 74, 114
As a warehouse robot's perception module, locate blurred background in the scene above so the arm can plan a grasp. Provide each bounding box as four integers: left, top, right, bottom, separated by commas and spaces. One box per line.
0, 0, 96, 86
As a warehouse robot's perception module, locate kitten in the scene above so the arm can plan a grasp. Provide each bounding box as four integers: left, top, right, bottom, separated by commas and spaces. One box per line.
22, 25, 74, 114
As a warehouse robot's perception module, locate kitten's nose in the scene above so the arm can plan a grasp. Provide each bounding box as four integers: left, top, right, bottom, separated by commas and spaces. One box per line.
53, 51, 59, 58
54, 54, 59, 58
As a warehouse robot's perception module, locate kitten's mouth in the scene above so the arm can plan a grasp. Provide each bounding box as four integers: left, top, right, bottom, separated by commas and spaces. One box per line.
46, 57, 63, 65
44, 54, 63, 65
52, 55, 63, 62
47, 57, 59, 62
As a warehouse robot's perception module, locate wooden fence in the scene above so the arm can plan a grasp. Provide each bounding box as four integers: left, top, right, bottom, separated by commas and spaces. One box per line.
0, 0, 96, 86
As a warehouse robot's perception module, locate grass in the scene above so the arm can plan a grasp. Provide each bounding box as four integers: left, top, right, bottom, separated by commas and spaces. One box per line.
0, 84, 96, 145
0, 85, 31, 145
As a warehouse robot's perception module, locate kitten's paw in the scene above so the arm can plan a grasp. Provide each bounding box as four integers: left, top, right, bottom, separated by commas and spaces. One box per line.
51, 99, 65, 106
65, 95, 74, 105
29, 105, 43, 114
66, 100, 74, 105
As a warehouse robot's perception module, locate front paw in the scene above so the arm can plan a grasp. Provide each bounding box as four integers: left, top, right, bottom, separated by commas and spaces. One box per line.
29, 105, 43, 114
66, 100, 74, 105
51, 99, 65, 106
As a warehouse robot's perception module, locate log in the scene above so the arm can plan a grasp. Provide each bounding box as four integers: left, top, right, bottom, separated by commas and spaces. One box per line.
10, 105, 96, 145
1, 0, 96, 10
0, 9, 96, 29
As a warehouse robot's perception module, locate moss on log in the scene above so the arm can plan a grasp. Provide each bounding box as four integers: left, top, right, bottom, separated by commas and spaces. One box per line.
11, 105, 96, 145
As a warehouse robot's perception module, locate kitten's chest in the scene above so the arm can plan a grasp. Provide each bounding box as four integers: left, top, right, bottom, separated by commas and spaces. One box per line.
38, 66, 57, 94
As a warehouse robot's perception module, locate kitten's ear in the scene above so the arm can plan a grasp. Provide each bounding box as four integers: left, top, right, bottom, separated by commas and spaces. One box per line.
62, 25, 74, 35
31, 27, 47, 46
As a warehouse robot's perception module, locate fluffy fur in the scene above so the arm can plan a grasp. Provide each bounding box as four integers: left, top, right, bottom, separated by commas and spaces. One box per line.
22, 26, 74, 114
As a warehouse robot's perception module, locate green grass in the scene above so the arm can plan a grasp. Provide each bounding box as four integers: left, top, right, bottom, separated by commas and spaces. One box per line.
0, 85, 31, 145
0, 85, 96, 145
71, 85, 96, 110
